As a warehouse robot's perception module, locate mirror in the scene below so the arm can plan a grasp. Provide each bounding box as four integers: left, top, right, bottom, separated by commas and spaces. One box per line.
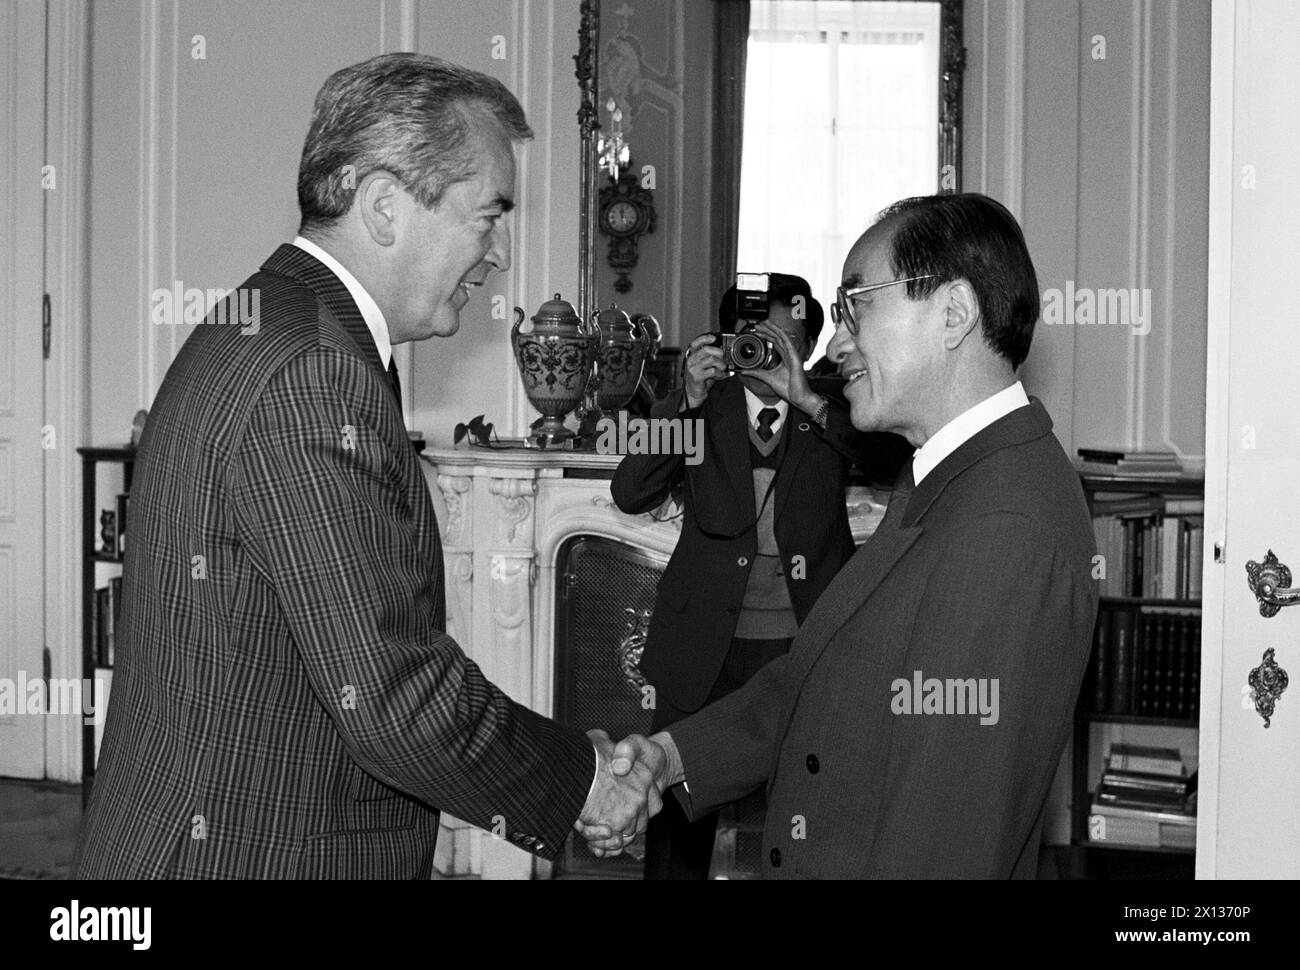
576, 0, 964, 373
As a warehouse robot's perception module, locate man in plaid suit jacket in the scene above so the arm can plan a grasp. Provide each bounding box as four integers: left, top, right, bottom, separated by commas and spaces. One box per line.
73, 54, 655, 879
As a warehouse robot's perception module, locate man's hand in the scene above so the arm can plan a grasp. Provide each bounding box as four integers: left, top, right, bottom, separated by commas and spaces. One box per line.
683, 333, 727, 409
574, 729, 664, 857
740, 321, 821, 414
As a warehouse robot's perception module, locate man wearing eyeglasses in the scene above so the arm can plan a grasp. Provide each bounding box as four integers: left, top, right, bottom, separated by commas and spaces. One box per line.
592, 194, 1100, 878
609, 273, 909, 878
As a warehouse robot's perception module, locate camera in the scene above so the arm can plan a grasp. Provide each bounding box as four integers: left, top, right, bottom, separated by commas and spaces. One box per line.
710, 331, 781, 372
706, 272, 780, 371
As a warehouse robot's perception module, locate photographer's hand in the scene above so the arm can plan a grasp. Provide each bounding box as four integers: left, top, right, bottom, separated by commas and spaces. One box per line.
745, 322, 822, 415
683, 333, 727, 409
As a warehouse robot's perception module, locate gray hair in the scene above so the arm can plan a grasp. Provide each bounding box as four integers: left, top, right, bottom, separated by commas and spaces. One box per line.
297, 53, 532, 234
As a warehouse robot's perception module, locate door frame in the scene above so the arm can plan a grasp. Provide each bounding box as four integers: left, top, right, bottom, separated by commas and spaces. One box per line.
1196, 0, 1235, 880
43, 0, 92, 784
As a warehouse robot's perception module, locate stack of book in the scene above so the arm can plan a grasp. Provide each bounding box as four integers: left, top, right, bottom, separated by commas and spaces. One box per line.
1084, 604, 1201, 718
1076, 446, 1184, 478
1090, 494, 1204, 599
1089, 744, 1196, 849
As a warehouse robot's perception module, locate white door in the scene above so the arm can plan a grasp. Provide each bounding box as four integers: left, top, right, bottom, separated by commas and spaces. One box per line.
1198, 0, 1300, 878
0, 0, 49, 777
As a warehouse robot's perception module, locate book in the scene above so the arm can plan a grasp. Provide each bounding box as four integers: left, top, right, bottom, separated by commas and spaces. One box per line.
1101, 769, 1195, 795
1107, 743, 1185, 776
95, 586, 114, 668
1092, 606, 1111, 712
1138, 613, 1156, 715
1160, 517, 1179, 598
115, 493, 129, 557
1188, 622, 1202, 719
1077, 460, 1184, 478
1089, 802, 1196, 849
1125, 518, 1140, 597
1177, 519, 1190, 600
1154, 614, 1171, 717
1091, 801, 1196, 823
1188, 525, 1204, 598
109, 576, 122, 667
1077, 447, 1181, 463
1110, 608, 1136, 714
1176, 616, 1193, 719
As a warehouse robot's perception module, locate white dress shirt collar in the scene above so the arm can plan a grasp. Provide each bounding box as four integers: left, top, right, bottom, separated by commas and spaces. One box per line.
292, 236, 392, 368
911, 381, 1031, 485
743, 385, 788, 436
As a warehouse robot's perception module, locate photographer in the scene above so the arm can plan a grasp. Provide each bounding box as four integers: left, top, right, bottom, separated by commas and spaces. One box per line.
610, 273, 910, 879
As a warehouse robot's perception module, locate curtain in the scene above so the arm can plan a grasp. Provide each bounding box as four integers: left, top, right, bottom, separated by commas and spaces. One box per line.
710, 0, 751, 318
737, 0, 942, 363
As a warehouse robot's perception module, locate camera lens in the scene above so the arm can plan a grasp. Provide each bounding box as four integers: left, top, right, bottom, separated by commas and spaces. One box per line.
731, 332, 766, 368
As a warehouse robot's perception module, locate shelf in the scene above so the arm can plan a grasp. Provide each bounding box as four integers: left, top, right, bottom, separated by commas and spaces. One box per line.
1083, 712, 1198, 728
75, 446, 136, 462
1076, 839, 1195, 856
91, 552, 124, 565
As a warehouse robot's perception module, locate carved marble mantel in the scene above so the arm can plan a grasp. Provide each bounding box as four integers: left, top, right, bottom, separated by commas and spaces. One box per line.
419, 444, 888, 879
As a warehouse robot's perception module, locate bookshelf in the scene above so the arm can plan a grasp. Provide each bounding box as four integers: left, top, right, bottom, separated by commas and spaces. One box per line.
1069, 472, 1203, 878
76, 446, 135, 808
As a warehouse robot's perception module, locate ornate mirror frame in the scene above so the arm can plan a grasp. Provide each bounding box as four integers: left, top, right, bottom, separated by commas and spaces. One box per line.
574, 0, 965, 325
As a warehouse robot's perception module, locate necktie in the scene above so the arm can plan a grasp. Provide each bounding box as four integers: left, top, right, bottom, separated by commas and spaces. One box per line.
757, 407, 780, 442
878, 458, 915, 531
387, 358, 403, 412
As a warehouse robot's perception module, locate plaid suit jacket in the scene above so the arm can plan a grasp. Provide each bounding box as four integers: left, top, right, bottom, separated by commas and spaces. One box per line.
73, 244, 594, 879
670, 400, 1100, 878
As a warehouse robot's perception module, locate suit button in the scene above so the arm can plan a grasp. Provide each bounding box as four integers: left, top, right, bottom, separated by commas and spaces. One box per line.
737, 556, 748, 566
806, 754, 820, 774
770, 848, 782, 868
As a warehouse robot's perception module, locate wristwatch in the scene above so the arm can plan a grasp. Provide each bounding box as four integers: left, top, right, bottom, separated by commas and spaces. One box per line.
812, 395, 830, 428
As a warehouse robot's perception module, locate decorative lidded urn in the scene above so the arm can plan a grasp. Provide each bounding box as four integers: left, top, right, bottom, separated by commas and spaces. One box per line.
511, 293, 599, 447
590, 302, 652, 416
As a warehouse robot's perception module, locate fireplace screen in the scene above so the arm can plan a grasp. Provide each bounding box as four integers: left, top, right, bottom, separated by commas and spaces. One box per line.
553, 535, 662, 878
552, 534, 764, 879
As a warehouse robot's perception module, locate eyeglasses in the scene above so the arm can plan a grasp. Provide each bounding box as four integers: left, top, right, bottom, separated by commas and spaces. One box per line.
831, 275, 938, 335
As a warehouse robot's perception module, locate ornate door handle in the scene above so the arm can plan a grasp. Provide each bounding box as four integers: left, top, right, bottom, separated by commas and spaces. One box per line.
1249, 649, 1289, 728
1245, 550, 1300, 617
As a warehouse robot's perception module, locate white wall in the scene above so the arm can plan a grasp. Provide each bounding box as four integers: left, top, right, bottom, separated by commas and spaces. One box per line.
966, 0, 1210, 466
85, 0, 580, 449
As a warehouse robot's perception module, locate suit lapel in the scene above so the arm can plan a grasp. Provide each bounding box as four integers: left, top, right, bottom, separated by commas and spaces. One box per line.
261, 243, 388, 383
900, 399, 1053, 528
773, 407, 815, 522
712, 379, 754, 509
778, 399, 1056, 697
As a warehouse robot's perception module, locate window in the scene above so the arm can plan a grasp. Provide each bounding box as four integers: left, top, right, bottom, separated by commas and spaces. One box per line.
737, 0, 941, 363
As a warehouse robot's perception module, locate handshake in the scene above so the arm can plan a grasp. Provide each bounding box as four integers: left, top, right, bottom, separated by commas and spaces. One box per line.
574, 729, 681, 857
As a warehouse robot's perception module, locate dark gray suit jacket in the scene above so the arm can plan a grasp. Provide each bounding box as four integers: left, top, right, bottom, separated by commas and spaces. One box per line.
670, 399, 1099, 878
73, 245, 593, 878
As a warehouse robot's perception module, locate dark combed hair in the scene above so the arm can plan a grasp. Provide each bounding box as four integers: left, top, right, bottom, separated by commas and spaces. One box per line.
297, 53, 532, 234
874, 193, 1040, 370
717, 272, 825, 347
